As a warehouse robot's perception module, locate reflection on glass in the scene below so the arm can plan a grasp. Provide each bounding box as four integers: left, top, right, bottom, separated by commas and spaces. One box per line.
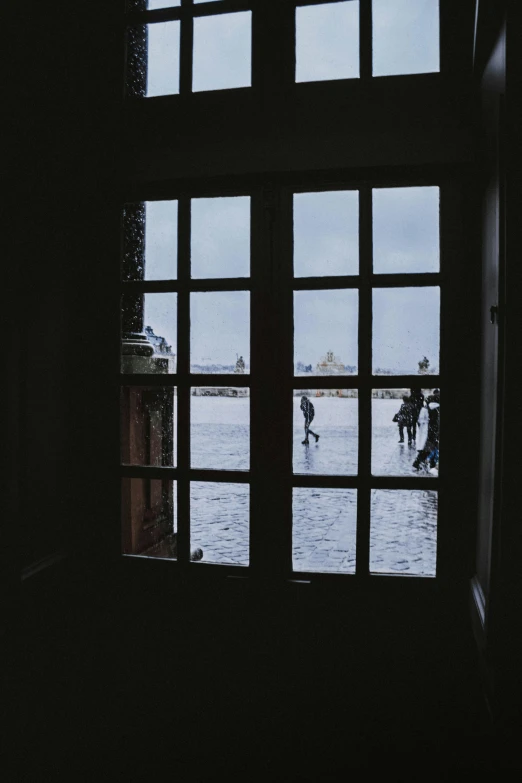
121, 292, 177, 373
122, 479, 177, 559
293, 488, 357, 573
121, 387, 176, 467
373, 287, 439, 375
373, 0, 439, 77
372, 388, 440, 476
293, 390, 358, 475
296, 1, 359, 83
191, 197, 250, 278
294, 290, 358, 375
373, 187, 439, 274
147, 21, 180, 96
370, 489, 437, 576
190, 482, 249, 565
193, 12, 252, 92
191, 388, 249, 471
294, 191, 359, 277
191, 292, 249, 373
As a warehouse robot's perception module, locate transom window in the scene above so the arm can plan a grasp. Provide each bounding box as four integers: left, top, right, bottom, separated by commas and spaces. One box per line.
125, 0, 440, 97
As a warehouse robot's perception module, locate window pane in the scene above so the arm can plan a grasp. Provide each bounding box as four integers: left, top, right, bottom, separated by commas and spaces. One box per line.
370, 489, 437, 576
296, 1, 359, 83
191, 197, 250, 278
372, 287, 439, 375
121, 292, 177, 373
191, 388, 249, 470
294, 290, 358, 376
293, 390, 358, 475
373, 0, 439, 76
147, 21, 180, 96
190, 482, 249, 565
372, 387, 440, 476
373, 187, 439, 274
193, 12, 252, 92
127, 1, 180, 9
191, 292, 249, 373
122, 479, 177, 559
121, 387, 176, 467
293, 488, 357, 573
294, 191, 359, 277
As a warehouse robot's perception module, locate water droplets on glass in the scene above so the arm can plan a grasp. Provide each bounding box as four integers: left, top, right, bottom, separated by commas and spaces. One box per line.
193, 12, 252, 92
191, 197, 250, 279
294, 191, 359, 277
121, 292, 177, 374
373, 187, 439, 274
296, 1, 360, 83
121, 387, 176, 468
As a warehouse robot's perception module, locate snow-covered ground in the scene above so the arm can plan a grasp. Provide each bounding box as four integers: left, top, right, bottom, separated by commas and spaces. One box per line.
186, 396, 437, 576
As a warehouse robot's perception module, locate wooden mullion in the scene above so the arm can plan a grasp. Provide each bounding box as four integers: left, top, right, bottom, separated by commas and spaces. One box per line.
176, 196, 191, 564
356, 185, 372, 578
179, 3, 193, 96
360, 0, 372, 82
189, 469, 251, 483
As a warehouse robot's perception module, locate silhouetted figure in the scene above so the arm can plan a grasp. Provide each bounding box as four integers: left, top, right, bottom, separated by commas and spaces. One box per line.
393, 395, 414, 445
409, 388, 425, 442
413, 389, 440, 470
300, 395, 320, 445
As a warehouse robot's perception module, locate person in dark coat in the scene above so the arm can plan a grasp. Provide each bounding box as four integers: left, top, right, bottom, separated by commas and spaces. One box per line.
409, 388, 425, 442
393, 395, 414, 445
300, 395, 320, 445
413, 389, 440, 470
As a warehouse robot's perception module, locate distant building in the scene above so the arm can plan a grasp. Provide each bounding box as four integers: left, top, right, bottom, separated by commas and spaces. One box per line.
316, 350, 345, 375
144, 325, 174, 356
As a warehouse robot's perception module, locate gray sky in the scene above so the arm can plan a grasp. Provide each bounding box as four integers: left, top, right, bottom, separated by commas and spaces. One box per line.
140, 1, 441, 371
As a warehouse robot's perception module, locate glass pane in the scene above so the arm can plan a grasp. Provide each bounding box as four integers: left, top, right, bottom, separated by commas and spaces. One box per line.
294, 290, 358, 376
373, 0, 439, 77
372, 388, 440, 476
293, 488, 357, 573
296, 1, 359, 83
191, 292, 249, 373
147, 21, 180, 96
370, 489, 437, 576
121, 387, 176, 467
191, 387, 249, 470
293, 390, 358, 475
122, 478, 177, 559
294, 191, 358, 277
144, 201, 177, 279
190, 482, 249, 565
121, 292, 177, 373
193, 12, 252, 92
191, 197, 250, 279
373, 187, 439, 274
373, 287, 439, 375
127, 1, 180, 9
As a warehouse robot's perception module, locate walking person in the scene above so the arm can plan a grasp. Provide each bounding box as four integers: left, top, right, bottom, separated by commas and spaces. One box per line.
413, 389, 440, 470
300, 395, 320, 445
409, 388, 425, 442
392, 395, 414, 445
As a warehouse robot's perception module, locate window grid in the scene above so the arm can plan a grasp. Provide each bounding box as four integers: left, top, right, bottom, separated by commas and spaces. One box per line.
120, 178, 442, 580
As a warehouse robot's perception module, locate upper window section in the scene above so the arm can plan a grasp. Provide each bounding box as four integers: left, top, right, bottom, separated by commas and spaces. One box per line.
372, 0, 440, 77
296, 1, 360, 83
193, 12, 252, 93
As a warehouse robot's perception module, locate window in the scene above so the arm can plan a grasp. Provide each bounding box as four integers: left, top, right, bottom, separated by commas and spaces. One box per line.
121, 1, 461, 581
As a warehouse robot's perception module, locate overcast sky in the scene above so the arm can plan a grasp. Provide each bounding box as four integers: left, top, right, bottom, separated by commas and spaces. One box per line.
139, 0, 440, 372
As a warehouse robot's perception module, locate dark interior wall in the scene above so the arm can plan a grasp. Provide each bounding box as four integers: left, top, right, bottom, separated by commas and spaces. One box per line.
18, 0, 518, 773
